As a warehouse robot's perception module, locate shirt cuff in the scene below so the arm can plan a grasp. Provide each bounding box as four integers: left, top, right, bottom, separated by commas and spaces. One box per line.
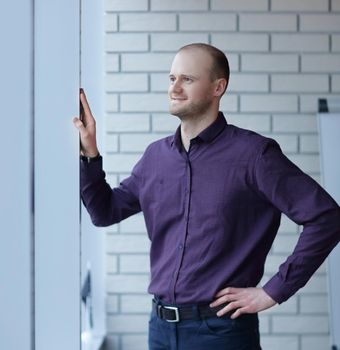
262, 274, 293, 304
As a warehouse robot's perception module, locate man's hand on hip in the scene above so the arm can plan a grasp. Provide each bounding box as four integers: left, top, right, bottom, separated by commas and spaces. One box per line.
210, 287, 277, 319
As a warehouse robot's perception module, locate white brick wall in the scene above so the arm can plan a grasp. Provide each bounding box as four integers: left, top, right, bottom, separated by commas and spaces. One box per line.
102, 1, 338, 349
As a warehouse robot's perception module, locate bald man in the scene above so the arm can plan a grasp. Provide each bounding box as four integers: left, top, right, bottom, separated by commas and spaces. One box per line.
74, 43, 340, 350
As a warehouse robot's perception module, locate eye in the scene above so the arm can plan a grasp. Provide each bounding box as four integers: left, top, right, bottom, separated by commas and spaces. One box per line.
183, 76, 193, 83
169, 76, 176, 84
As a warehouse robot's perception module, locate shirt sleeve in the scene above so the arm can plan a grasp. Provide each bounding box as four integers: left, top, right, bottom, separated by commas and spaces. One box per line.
80, 155, 144, 227
254, 139, 340, 304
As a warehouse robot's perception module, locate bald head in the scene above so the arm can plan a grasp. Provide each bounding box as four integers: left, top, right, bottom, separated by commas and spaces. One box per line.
178, 43, 230, 94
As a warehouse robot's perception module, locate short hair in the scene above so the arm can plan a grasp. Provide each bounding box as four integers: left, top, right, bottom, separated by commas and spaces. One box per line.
178, 43, 230, 92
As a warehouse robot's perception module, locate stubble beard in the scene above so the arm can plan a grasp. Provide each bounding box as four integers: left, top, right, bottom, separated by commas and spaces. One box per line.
169, 98, 213, 121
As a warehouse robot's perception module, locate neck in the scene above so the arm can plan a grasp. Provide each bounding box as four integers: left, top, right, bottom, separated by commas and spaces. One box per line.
180, 110, 219, 152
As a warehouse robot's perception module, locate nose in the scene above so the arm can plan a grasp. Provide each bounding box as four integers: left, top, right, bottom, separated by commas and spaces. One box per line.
169, 79, 182, 94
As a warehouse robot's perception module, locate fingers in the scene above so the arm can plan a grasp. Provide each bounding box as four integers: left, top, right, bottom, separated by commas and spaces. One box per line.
80, 89, 96, 125
210, 287, 239, 307
73, 117, 86, 133
215, 287, 238, 298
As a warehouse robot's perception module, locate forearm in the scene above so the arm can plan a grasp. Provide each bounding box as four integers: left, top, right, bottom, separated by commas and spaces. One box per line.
80, 157, 141, 226
263, 206, 340, 303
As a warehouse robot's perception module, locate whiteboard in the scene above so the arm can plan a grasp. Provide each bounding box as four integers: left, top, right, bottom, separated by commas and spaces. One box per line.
318, 111, 340, 350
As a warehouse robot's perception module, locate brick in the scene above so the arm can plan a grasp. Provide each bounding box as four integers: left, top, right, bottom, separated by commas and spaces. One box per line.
272, 34, 329, 53
212, 34, 268, 52
107, 275, 150, 293
288, 154, 320, 173
106, 254, 118, 273
105, 13, 118, 32
300, 134, 319, 153
242, 54, 298, 72
333, 0, 340, 10
240, 14, 297, 32
211, 0, 268, 11
264, 254, 287, 274
120, 93, 169, 112
272, 234, 298, 254
107, 314, 149, 332
150, 73, 169, 92
271, 0, 328, 11
179, 14, 236, 31
105, 33, 148, 52
106, 223, 119, 234
151, 33, 209, 52
268, 134, 298, 153
120, 13, 176, 32
106, 0, 148, 11
120, 133, 168, 152
151, 0, 208, 11
240, 95, 298, 113
332, 34, 340, 51
120, 214, 148, 234
273, 115, 317, 133
301, 335, 330, 350
302, 55, 340, 72
122, 335, 148, 350
152, 113, 180, 132
273, 315, 328, 333
105, 134, 118, 152
271, 74, 329, 93
106, 235, 150, 253
121, 294, 152, 313
228, 74, 269, 93
105, 153, 143, 172
258, 315, 270, 333
105, 173, 119, 187
121, 53, 174, 72
106, 73, 148, 92
300, 295, 328, 314
227, 114, 271, 133
297, 275, 327, 294
106, 93, 118, 112
300, 94, 334, 113
262, 296, 298, 315
106, 294, 119, 312
300, 15, 340, 32
106, 113, 150, 132
332, 75, 340, 92
226, 54, 240, 72
279, 215, 298, 233
105, 53, 119, 72
120, 254, 150, 273
219, 94, 238, 113
261, 336, 299, 350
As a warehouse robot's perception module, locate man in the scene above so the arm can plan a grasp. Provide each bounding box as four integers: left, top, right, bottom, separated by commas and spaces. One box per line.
73, 43, 340, 350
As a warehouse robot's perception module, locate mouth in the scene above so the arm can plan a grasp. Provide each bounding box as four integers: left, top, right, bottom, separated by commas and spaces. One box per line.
170, 97, 186, 101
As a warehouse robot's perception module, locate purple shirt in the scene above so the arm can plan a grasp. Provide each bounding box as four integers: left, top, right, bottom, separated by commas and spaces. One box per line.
81, 112, 340, 305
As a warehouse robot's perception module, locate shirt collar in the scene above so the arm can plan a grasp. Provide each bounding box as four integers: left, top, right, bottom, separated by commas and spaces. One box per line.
171, 111, 227, 151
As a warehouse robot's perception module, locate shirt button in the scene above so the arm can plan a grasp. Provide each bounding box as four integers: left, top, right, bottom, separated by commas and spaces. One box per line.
179, 244, 183, 250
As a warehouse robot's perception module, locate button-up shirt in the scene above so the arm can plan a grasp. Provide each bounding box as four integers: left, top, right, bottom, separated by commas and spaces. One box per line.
80, 112, 340, 305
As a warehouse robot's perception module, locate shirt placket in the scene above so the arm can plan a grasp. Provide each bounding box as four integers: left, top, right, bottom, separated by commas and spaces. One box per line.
169, 142, 195, 303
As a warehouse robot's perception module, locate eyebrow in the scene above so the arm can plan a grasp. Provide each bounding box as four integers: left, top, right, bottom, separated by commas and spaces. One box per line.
169, 74, 198, 80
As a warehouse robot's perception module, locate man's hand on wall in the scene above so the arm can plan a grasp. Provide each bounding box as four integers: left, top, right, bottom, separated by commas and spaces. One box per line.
73, 88, 99, 157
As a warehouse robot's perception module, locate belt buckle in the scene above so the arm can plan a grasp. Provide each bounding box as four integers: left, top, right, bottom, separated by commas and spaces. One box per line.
159, 305, 180, 322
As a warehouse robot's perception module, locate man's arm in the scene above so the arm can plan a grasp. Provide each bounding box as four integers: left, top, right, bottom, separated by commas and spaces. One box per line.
211, 139, 340, 318
73, 89, 142, 226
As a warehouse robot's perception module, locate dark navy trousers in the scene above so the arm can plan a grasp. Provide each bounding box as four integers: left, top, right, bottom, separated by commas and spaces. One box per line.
148, 307, 261, 350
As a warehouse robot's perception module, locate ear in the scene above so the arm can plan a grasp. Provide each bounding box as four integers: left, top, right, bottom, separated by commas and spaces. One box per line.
213, 78, 228, 97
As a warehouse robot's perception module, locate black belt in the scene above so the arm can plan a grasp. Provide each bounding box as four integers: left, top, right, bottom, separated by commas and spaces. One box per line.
152, 298, 231, 323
